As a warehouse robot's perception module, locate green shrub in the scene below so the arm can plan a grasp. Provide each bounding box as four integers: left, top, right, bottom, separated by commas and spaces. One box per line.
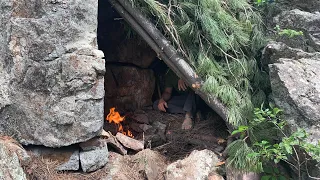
227, 105, 320, 179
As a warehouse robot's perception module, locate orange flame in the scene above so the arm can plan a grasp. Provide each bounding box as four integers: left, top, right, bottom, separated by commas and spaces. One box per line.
106, 108, 134, 138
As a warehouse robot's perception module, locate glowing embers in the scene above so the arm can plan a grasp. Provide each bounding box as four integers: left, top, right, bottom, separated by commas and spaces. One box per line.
106, 107, 134, 138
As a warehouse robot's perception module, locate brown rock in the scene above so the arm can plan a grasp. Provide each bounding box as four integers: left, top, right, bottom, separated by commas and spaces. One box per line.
105, 137, 128, 155
132, 149, 167, 180
131, 113, 149, 124
139, 124, 153, 132
116, 133, 144, 151
105, 65, 155, 111
129, 122, 144, 133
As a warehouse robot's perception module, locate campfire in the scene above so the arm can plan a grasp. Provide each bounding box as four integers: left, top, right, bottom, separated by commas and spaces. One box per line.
106, 107, 134, 138
102, 107, 145, 154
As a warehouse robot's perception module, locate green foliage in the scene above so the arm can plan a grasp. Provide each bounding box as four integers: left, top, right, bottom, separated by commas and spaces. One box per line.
129, 0, 267, 127
254, 0, 276, 6
228, 105, 320, 178
261, 167, 287, 180
227, 139, 263, 172
275, 25, 304, 38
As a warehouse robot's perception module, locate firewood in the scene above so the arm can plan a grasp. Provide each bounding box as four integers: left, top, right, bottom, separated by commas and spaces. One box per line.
116, 133, 144, 151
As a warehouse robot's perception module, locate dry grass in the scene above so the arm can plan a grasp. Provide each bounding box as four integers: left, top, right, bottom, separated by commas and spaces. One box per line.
148, 110, 229, 162
25, 153, 110, 180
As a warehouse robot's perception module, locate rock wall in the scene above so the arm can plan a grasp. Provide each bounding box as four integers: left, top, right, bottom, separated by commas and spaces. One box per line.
264, 2, 320, 146
274, 9, 320, 52
0, 0, 105, 147
105, 65, 155, 111
269, 56, 320, 144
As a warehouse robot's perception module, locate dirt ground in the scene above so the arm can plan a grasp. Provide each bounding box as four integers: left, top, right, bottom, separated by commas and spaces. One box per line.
24, 110, 229, 180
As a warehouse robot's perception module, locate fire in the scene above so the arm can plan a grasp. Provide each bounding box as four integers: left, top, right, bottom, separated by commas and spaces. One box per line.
106, 107, 134, 138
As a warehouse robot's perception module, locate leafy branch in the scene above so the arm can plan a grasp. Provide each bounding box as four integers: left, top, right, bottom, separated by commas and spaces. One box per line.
227, 105, 320, 179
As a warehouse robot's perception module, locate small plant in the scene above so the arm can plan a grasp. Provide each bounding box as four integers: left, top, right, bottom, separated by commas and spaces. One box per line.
227, 104, 320, 179
254, 0, 276, 6
275, 25, 304, 38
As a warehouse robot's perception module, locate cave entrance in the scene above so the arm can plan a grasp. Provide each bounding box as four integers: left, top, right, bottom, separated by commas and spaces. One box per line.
97, 0, 229, 159
97, 0, 164, 113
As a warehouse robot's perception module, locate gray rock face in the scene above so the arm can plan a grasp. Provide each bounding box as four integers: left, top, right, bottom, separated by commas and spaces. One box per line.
0, 0, 105, 147
262, 41, 320, 66
0, 141, 27, 180
166, 149, 222, 180
274, 9, 320, 52
265, 6, 320, 146
269, 58, 320, 144
279, 0, 320, 12
80, 141, 109, 172
56, 150, 80, 171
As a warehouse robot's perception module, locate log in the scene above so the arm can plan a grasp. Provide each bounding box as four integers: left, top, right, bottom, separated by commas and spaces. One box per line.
116, 133, 144, 151
105, 136, 128, 155
109, 0, 232, 129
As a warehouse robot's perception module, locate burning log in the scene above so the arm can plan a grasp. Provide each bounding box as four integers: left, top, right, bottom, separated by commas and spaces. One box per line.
116, 133, 144, 151
106, 107, 134, 138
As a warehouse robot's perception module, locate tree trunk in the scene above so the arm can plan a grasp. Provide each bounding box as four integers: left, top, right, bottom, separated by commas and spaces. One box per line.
109, 0, 231, 129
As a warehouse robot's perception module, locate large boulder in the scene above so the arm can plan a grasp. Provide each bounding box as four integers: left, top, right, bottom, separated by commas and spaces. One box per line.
269, 58, 320, 144
166, 149, 223, 180
0, 0, 105, 147
262, 41, 320, 66
104, 149, 167, 180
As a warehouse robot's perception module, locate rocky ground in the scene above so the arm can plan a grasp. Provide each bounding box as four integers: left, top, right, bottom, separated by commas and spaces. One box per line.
0, 110, 229, 180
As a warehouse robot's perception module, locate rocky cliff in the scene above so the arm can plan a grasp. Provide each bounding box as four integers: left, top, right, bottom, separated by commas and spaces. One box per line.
264, 1, 320, 145
0, 0, 105, 147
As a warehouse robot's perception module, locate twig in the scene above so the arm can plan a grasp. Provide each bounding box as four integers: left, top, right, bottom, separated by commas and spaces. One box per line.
305, 158, 320, 179
292, 146, 301, 179
154, 142, 172, 150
